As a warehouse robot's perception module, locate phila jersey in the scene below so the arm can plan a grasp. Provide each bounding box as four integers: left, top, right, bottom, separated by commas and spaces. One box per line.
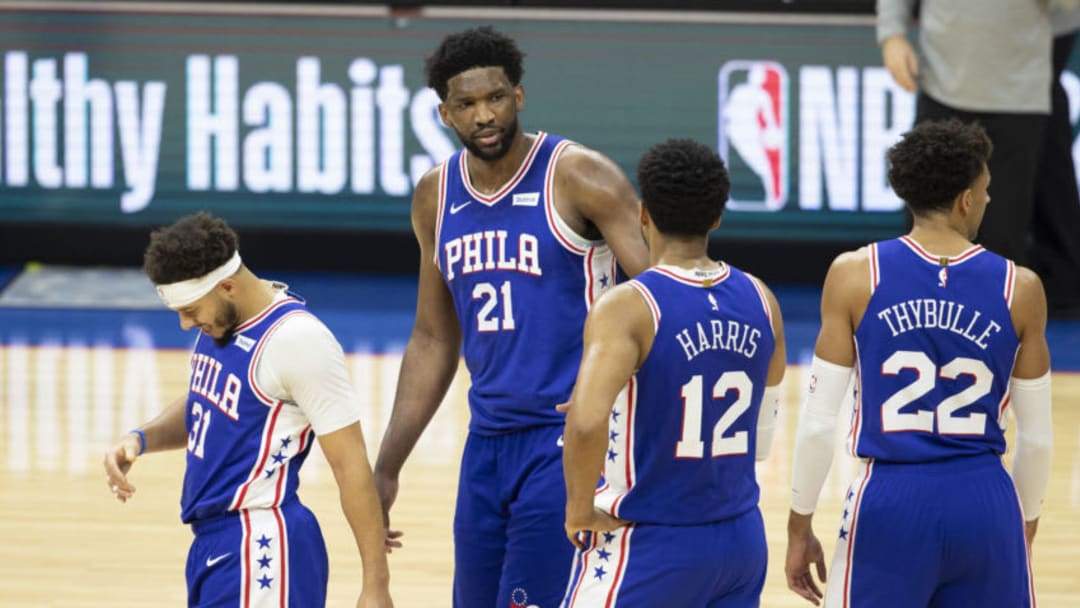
435, 132, 616, 434
181, 297, 318, 523
850, 236, 1020, 462
595, 264, 775, 524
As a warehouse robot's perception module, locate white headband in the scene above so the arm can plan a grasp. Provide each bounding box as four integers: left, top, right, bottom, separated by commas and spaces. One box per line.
155, 251, 242, 308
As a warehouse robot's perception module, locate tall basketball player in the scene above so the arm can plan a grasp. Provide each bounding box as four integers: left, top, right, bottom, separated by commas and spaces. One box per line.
785, 120, 1053, 607
372, 26, 649, 608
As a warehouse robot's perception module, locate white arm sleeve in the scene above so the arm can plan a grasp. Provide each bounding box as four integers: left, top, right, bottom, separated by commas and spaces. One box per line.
255, 314, 363, 436
1009, 372, 1053, 521
755, 384, 781, 462
790, 356, 854, 515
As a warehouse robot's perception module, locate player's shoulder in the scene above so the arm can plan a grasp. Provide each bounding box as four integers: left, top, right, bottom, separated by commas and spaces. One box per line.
593, 281, 651, 317
832, 244, 873, 270
552, 140, 623, 181
413, 163, 444, 200
822, 244, 873, 298
1010, 263, 1047, 313
267, 312, 336, 350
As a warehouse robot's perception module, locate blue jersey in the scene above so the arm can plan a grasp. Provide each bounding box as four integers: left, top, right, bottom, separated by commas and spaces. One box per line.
181, 297, 318, 523
435, 132, 616, 434
595, 264, 775, 525
851, 237, 1019, 462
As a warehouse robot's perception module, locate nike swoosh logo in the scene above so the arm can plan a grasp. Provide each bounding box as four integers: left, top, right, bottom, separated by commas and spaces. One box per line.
449, 200, 472, 214
206, 553, 231, 568
556, 434, 564, 448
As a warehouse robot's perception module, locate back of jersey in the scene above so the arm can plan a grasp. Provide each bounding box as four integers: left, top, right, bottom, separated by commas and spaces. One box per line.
851, 237, 1020, 462
595, 264, 775, 525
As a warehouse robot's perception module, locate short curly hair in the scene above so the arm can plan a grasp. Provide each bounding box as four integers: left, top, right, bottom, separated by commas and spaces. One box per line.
425, 26, 525, 101
887, 119, 992, 216
637, 139, 731, 237
143, 212, 239, 285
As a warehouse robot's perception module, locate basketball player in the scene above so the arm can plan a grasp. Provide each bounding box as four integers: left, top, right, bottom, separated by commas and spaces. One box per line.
102, 213, 392, 607
372, 26, 649, 608
559, 139, 785, 606
784, 120, 1053, 607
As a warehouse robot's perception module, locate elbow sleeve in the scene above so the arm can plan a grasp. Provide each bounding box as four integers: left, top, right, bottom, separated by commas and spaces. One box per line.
1009, 372, 1053, 521
791, 356, 854, 515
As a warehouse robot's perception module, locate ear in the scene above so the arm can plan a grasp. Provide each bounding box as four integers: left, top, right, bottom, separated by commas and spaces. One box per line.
437, 102, 450, 128
639, 202, 651, 228
709, 215, 722, 231
514, 84, 525, 112
957, 187, 974, 216
217, 278, 238, 298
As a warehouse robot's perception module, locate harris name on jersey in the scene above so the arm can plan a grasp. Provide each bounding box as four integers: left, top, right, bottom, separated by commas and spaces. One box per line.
675, 319, 763, 362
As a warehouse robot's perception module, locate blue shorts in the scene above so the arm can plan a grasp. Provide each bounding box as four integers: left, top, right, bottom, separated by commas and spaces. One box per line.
561, 507, 766, 607
454, 424, 575, 608
186, 501, 328, 607
825, 453, 1033, 608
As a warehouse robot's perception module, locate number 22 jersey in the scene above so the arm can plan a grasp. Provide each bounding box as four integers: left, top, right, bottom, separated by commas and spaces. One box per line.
851, 237, 1020, 463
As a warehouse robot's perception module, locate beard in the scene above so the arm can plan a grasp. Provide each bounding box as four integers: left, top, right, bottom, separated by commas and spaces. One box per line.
212, 300, 242, 347
457, 117, 519, 161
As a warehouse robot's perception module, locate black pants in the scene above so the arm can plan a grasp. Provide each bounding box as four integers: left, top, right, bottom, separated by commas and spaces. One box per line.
914, 94, 1047, 267
1031, 33, 1080, 312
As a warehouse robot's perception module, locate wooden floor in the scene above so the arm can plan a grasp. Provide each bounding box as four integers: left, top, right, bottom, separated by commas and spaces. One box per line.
1, 348, 1078, 606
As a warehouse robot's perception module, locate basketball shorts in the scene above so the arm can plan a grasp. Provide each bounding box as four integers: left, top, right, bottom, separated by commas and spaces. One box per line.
186, 500, 329, 607
825, 452, 1033, 607
454, 424, 575, 608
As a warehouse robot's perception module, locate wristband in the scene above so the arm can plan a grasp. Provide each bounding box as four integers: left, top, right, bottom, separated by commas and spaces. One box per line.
130, 429, 147, 455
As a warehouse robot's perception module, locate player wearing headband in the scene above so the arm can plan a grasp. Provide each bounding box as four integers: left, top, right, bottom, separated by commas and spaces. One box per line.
103, 212, 393, 608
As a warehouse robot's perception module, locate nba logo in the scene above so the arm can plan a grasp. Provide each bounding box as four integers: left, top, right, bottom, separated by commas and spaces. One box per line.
718, 61, 789, 211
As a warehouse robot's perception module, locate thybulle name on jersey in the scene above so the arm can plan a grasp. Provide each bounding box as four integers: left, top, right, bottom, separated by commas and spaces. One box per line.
443, 229, 543, 281
189, 352, 242, 421
876, 298, 1003, 350
675, 319, 763, 362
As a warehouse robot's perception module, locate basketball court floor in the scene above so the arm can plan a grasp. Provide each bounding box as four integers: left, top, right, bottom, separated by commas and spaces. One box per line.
0, 265, 1077, 606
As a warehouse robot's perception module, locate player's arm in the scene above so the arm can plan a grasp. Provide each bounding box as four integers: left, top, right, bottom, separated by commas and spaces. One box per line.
270, 319, 392, 603
876, 0, 919, 92
563, 284, 651, 548
373, 167, 463, 525
785, 249, 866, 605
103, 393, 188, 502
555, 145, 650, 277
1007, 266, 1053, 550
751, 276, 787, 461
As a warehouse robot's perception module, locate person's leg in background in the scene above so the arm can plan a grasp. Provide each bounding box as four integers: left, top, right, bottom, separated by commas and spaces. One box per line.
1031, 31, 1080, 317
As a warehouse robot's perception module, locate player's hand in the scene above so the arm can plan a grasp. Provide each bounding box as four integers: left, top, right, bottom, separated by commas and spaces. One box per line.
881, 35, 919, 92
1024, 518, 1039, 557
356, 586, 393, 608
785, 529, 827, 605
373, 472, 404, 552
565, 507, 629, 551
103, 433, 142, 503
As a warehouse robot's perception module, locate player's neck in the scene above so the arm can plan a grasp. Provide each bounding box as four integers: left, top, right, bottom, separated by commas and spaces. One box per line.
233, 272, 277, 324
465, 132, 533, 192
906, 222, 976, 257
652, 237, 716, 270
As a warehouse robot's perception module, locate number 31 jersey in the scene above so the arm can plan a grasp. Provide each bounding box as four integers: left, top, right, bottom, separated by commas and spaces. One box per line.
181, 298, 317, 523
435, 132, 616, 434
851, 237, 1020, 463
